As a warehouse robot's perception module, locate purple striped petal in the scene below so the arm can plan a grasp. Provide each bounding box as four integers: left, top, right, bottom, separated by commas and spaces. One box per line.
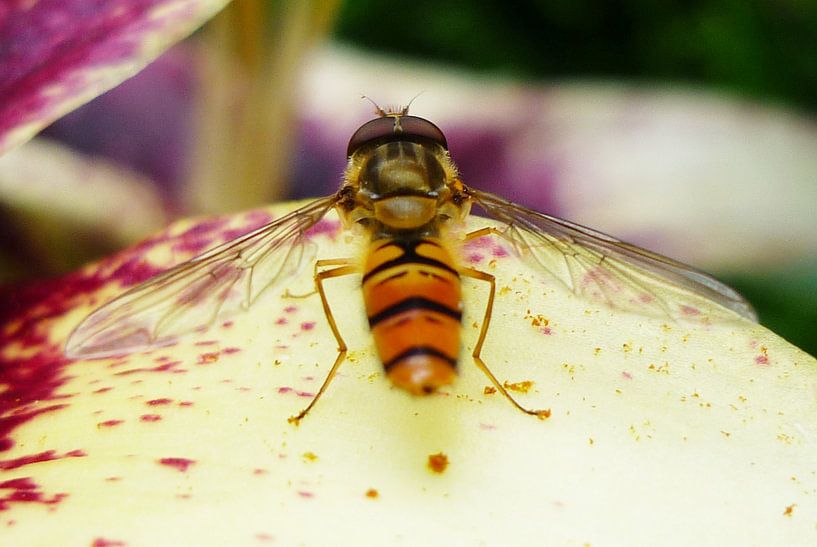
0, 0, 230, 156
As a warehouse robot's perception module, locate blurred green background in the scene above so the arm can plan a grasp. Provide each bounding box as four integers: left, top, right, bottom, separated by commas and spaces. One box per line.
336, 0, 817, 110
333, 0, 817, 354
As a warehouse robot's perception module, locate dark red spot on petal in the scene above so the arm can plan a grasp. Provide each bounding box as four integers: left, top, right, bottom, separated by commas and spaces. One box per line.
158, 457, 195, 472
491, 246, 509, 258
0, 475, 68, 511
115, 360, 185, 376
0, 449, 85, 471
91, 538, 127, 547
304, 219, 340, 239
680, 305, 701, 316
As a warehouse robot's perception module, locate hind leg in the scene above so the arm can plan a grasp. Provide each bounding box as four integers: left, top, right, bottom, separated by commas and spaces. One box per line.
460, 267, 551, 420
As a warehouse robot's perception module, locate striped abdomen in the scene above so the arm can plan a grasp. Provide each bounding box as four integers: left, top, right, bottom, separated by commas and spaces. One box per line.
362, 237, 462, 394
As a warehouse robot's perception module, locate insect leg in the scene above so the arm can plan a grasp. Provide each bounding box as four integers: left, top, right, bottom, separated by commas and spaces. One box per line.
283, 258, 354, 299
460, 267, 551, 420
463, 225, 532, 259
463, 226, 507, 241
288, 259, 358, 425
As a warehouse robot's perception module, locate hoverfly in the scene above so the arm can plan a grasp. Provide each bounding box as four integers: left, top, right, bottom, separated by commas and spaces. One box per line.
66, 102, 757, 423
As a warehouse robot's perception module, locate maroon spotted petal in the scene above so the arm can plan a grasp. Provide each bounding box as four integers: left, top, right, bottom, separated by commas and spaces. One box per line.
0, 0, 231, 156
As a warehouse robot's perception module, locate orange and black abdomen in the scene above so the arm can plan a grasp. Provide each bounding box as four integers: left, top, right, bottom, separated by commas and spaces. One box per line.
362, 237, 462, 395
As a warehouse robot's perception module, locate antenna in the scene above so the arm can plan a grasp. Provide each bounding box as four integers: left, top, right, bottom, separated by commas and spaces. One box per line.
360, 92, 426, 117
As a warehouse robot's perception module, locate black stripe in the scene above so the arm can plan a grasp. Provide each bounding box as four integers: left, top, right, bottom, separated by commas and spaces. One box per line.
421, 271, 454, 285
368, 296, 462, 328
411, 238, 442, 248
374, 270, 408, 287
362, 239, 458, 284
383, 346, 458, 372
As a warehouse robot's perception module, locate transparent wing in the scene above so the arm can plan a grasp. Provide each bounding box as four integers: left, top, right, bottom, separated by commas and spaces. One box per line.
466, 187, 757, 322
66, 196, 339, 359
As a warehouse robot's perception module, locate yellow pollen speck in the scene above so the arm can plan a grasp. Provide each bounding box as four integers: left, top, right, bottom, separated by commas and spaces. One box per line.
427, 452, 449, 474
623, 342, 632, 353
503, 380, 533, 393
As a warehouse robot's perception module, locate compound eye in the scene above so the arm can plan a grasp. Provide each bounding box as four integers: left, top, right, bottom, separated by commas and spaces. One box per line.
398, 116, 447, 149
346, 115, 448, 156
347, 118, 396, 156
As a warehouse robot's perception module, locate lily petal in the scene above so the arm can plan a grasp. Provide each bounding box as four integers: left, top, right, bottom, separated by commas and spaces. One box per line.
1, 201, 814, 544
0, 0, 232, 156
0, 137, 168, 280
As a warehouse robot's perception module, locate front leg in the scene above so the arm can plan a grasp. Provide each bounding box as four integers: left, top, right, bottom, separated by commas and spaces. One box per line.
288, 259, 358, 425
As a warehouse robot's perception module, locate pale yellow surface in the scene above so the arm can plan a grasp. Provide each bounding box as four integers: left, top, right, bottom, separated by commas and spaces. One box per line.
2, 203, 815, 546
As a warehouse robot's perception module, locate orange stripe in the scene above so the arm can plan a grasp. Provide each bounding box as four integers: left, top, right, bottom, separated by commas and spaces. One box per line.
363, 266, 459, 317
370, 310, 460, 366
362, 237, 462, 392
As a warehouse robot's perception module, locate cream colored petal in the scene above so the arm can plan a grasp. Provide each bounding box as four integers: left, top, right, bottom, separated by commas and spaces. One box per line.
0, 138, 167, 276
1, 202, 814, 545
